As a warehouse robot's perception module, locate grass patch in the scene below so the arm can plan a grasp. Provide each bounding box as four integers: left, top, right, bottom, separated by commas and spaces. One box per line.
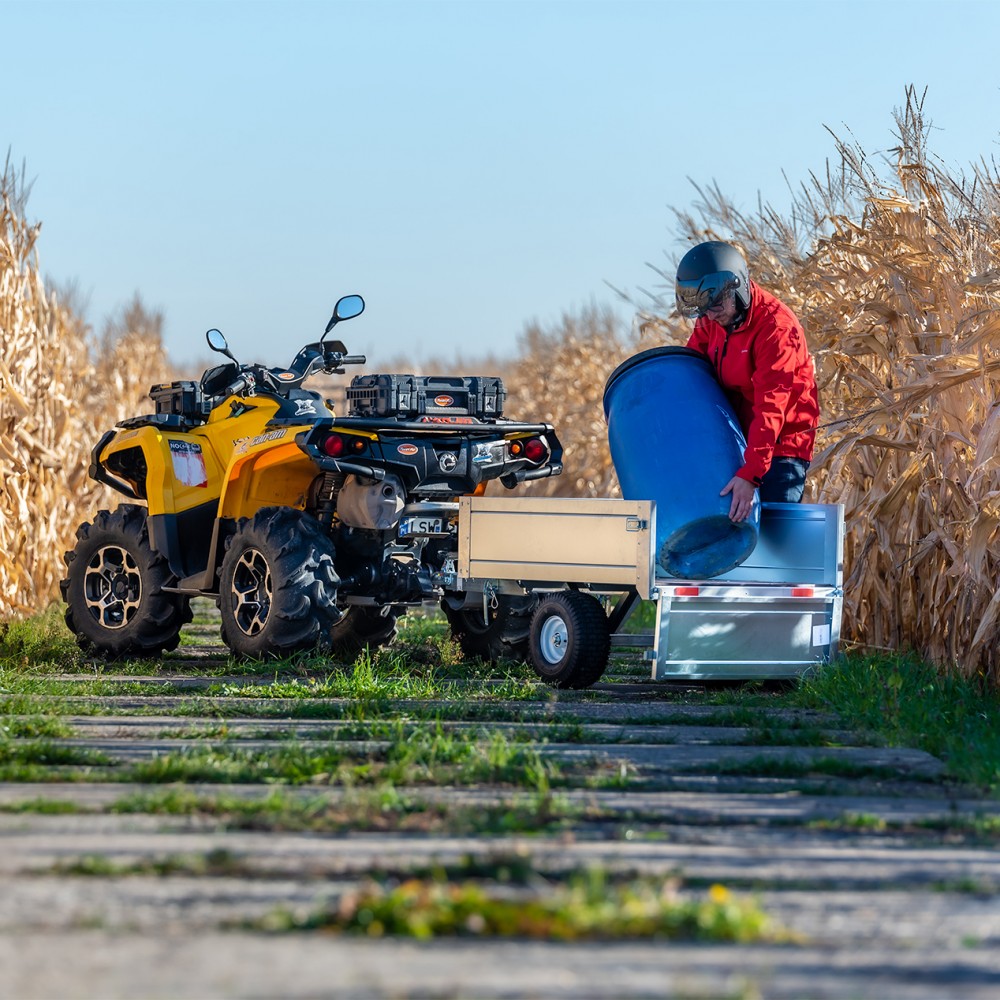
712, 754, 929, 783
0, 740, 112, 769
794, 651, 1000, 789
745, 725, 855, 748
48, 848, 244, 878
0, 797, 84, 814
0, 604, 80, 667
262, 870, 788, 943
212, 647, 545, 705
1, 714, 74, 739
119, 728, 563, 790
108, 785, 586, 835
807, 811, 1000, 843
0, 748, 114, 780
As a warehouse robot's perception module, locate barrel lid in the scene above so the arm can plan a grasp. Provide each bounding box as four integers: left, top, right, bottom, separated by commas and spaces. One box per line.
603, 346, 713, 413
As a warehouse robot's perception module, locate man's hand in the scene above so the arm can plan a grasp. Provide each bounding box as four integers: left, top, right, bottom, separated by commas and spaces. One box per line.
721, 475, 756, 522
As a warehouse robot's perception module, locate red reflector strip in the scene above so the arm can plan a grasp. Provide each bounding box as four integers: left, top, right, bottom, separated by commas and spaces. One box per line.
674, 587, 700, 596
791, 587, 815, 597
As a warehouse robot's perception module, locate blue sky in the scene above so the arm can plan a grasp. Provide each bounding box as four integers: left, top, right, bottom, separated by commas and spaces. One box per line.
5, 0, 1000, 369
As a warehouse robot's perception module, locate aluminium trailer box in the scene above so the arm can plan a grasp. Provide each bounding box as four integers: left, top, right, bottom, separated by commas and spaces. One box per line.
456, 496, 844, 682
652, 502, 844, 680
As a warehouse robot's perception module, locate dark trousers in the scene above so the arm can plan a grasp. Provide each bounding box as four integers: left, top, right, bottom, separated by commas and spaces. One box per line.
759, 457, 809, 503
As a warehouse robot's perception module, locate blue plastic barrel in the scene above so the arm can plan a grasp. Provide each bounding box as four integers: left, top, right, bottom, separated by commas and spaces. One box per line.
603, 346, 759, 579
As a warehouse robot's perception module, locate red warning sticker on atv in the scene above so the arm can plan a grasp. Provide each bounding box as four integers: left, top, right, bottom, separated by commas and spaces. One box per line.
397, 444, 419, 456
433, 395, 455, 407
417, 415, 475, 424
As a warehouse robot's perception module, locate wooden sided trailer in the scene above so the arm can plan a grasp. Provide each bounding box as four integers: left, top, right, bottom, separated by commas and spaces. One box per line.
451, 496, 844, 688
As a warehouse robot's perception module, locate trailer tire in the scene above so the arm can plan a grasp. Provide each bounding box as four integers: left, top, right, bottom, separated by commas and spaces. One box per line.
442, 594, 536, 663
528, 591, 611, 689
329, 606, 401, 660
218, 507, 341, 659
61, 505, 192, 659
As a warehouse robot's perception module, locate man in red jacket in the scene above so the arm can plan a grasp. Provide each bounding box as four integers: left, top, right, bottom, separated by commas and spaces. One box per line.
675, 241, 819, 523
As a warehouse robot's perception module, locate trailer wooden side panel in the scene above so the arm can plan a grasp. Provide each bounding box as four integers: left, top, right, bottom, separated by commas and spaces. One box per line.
458, 497, 655, 599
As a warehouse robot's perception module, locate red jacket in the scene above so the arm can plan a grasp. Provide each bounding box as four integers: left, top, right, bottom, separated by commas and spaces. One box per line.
686, 280, 819, 485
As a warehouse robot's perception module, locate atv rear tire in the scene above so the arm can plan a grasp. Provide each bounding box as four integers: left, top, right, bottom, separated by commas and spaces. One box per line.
528, 590, 610, 689
329, 605, 401, 660
60, 505, 192, 659
442, 594, 536, 663
219, 507, 341, 659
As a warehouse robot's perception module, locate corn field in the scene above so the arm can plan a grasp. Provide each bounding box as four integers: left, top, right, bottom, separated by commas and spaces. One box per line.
4, 89, 1000, 684
0, 158, 169, 616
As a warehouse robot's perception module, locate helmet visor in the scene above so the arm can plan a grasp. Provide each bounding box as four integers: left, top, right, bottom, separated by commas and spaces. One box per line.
675, 271, 740, 318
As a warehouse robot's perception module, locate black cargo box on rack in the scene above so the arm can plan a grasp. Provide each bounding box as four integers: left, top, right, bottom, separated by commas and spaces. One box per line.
346, 374, 506, 420
149, 381, 211, 421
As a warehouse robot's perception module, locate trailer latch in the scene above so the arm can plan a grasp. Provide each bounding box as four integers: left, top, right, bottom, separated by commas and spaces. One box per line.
625, 517, 647, 532
482, 580, 500, 626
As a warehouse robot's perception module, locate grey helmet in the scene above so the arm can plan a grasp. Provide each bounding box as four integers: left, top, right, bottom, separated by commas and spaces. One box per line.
674, 241, 751, 319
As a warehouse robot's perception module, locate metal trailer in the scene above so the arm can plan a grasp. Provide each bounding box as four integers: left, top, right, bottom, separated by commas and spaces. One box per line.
454, 495, 844, 685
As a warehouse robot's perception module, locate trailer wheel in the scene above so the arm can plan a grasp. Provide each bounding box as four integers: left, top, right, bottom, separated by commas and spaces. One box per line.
528, 591, 611, 689
329, 605, 401, 660
61, 505, 192, 659
442, 594, 536, 662
218, 507, 341, 659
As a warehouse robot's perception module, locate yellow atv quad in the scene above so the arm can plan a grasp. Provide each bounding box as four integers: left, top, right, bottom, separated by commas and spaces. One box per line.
61, 294, 563, 661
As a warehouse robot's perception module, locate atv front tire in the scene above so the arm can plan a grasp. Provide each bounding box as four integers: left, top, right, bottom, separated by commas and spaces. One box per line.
219, 507, 341, 659
329, 605, 401, 660
61, 505, 192, 659
442, 594, 536, 663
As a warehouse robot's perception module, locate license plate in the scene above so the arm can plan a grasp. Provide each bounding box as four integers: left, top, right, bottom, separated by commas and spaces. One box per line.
398, 516, 446, 537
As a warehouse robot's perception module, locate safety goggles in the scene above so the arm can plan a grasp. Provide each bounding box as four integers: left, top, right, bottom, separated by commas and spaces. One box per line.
675, 271, 740, 318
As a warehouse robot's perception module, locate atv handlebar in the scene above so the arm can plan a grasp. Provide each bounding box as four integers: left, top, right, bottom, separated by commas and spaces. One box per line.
204, 295, 367, 399
321, 349, 366, 372
214, 349, 367, 400
228, 373, 252, 396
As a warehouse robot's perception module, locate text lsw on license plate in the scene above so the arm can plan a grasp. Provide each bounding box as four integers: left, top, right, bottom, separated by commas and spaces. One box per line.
398, 515, 448, 537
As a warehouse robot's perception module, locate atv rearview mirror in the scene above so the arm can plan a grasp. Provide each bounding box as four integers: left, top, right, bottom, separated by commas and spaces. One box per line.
323, 294, 365, 337
206, 329, 229, 353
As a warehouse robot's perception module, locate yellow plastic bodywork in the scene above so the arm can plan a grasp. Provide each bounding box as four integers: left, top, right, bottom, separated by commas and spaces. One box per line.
95, 394, 332, 520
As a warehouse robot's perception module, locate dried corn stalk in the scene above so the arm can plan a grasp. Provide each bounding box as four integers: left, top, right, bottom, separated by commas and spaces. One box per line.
0, 159, 169, 616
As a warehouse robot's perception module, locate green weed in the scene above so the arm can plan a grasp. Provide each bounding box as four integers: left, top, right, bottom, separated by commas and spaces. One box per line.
107, 785, 583, 836
0, 741, 111, 768
49, 848, 243, 878
0, 715, 73, 739
265, 870, 787, 943
794, 651, 1000, 789
0, 739, 114, 781
0, 604, 80, 667
0, 797, 83, 814
712, 754, 927, 783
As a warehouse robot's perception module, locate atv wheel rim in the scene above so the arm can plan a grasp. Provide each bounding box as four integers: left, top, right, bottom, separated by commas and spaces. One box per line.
83, 545, 142, 630
231, 548, 272, 637
538, 614, 568, 665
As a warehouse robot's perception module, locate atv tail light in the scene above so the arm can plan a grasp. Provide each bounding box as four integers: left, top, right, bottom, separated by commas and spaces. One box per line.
523, 437, 547, 463
322, 434, 346, 457
508, 441, 524, 457
321, 433, 366, 458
